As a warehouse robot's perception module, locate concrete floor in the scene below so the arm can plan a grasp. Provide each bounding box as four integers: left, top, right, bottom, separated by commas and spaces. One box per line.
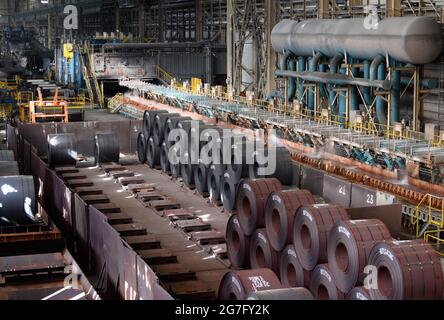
79, 162, 230, 294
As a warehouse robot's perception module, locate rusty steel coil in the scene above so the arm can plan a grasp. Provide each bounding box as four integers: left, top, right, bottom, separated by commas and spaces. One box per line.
160, 142, 170, 174
218, 268, 282, 300
226, 214, 251, 268
367, 240, 444, 300
249, 228, 280, 274
293, 204, 349, 271
94, 133, 120, 165
246, 287, 314, 300
327, 219, 392, 294
143, 110, 168, 139
265, 189, 315, 251
236, 178, 283, 236
221, 172, 238, 212
194, 163, 209, 195
346, 287, 371, 300
164, 116, 191, 148
279, 245, 309, 288
137, 132, 147, 164
146, 136, 160, 168
153, 113, 180, 146
309, 264, 344, 300
47, 133, 77, 168
249, 147, 293, 186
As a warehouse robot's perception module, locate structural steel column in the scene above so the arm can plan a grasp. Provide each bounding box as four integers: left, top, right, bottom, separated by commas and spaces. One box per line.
227, 0, 234, 90
387, 0, 402, 17
196, 0, 203, 42
318, 0, 330, 18
265, 0, 278, 96
139, 3, 145, 42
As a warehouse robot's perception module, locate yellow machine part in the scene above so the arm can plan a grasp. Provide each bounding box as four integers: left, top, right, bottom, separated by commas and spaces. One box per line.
63, 43, 74, 60
191, 78, 202, 94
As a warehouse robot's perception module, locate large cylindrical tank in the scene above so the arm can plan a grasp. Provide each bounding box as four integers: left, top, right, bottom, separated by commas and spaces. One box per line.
271, 17, 442, 64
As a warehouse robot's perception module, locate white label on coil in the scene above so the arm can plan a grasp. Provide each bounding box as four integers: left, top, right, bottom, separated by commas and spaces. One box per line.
243, 184, 252, 192
313, 204, 328, 209
248, 276, 271, 292
303, 210, 313, 222
288, 249, 297, 259
272, 195, 281, 203
356, 293, 368, 300
258, 232, 267, 244
232, 276, 242, 293
338, 226, 351, 238
233, 217, 240, 228
320, 269, 332, 283
379, 248, 394, 261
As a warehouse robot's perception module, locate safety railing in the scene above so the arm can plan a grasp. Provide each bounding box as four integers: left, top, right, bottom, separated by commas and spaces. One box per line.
424, 229, 444, 256
108, 93, 124, 113
412, 193, 444, 238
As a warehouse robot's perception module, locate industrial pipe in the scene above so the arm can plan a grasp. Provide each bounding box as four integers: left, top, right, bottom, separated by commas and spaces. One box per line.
297, 57, 306, 103
275, 70, 390, 90
391, 69, 401, 124
363, 60, 372, 106
329, 54, 344, 114
308, 52, 324, 110
271, 17, 442, 65
376, 63, 388, 124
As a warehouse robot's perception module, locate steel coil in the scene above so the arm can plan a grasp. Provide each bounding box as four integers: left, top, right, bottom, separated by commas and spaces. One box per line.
194, 163, 209, 195
137, 132, 147, 163
309, 264, 344, 300
327, 219, 392, 294
293, 204, 349, 271
164, 116, 191, 148
247, 287, 314, 300
0, 176, 37, 226
279, 245, 309, 288
181, 162, 195, 188
226, 140, 253, 184
220, 172, 238, 212
143, 110, 168, 139
207, 164, 223, 202
226, 214, 251, 268
346, 287, 371, 300
146, 136, 160, 168
153, 113, 180, 146
94, 133, 120, 165
218, 269, 282, 300
367, 240, 443, 300
190, 124, 214, 154
0, 150, 15, 161
249, 228, 279, 274
0, 162, 19, 176
249, 146, 293, 186
47, 133, 77, 168
236, 178, 282, 236
160, 142, 170, 174
265, 189, 315, 252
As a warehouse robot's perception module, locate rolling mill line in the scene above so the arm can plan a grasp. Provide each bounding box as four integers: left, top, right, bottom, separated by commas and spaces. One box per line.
2, 0, 444, 307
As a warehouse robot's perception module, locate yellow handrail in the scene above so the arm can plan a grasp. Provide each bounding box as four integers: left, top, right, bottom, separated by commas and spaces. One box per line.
424, 229, 444, 256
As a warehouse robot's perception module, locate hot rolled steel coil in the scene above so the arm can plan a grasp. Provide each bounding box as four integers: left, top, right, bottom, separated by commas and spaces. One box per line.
180, 162, 195, 188
293, 204, 349, 271
309, 264, 344, 300
220, 172, 238, 212
164, 116, 191, 148
346, 287, 371, 300
160, 142, 170, 174
143, 110, 168, 139
279, 245, 309, 288
146, 136, 160, 168
0, 176, 37, 226
367, 240, 443, 300
207, 164, 223, 202
236, 178, 282, 236
0, 161, 20, 176
247, 287, 313, 300
47, 133, 77, 168
226, 140, 253, 184
218, 268, 282, 300
153, 113, 180, 146
249, 146, 293, 186
190, 124, 214, 154
265, 189, 315, 252
194, 163, 210, 195
94, 133, 120, 165
169, 145, 181, 178
226, 214, 251, 268
249, 228, 280, 274
327, 219, 392, 294
0, 150, 15, 161
137, 132, 147, 164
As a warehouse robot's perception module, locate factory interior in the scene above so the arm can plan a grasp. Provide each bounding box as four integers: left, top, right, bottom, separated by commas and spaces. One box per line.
0, 0, 444, 304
